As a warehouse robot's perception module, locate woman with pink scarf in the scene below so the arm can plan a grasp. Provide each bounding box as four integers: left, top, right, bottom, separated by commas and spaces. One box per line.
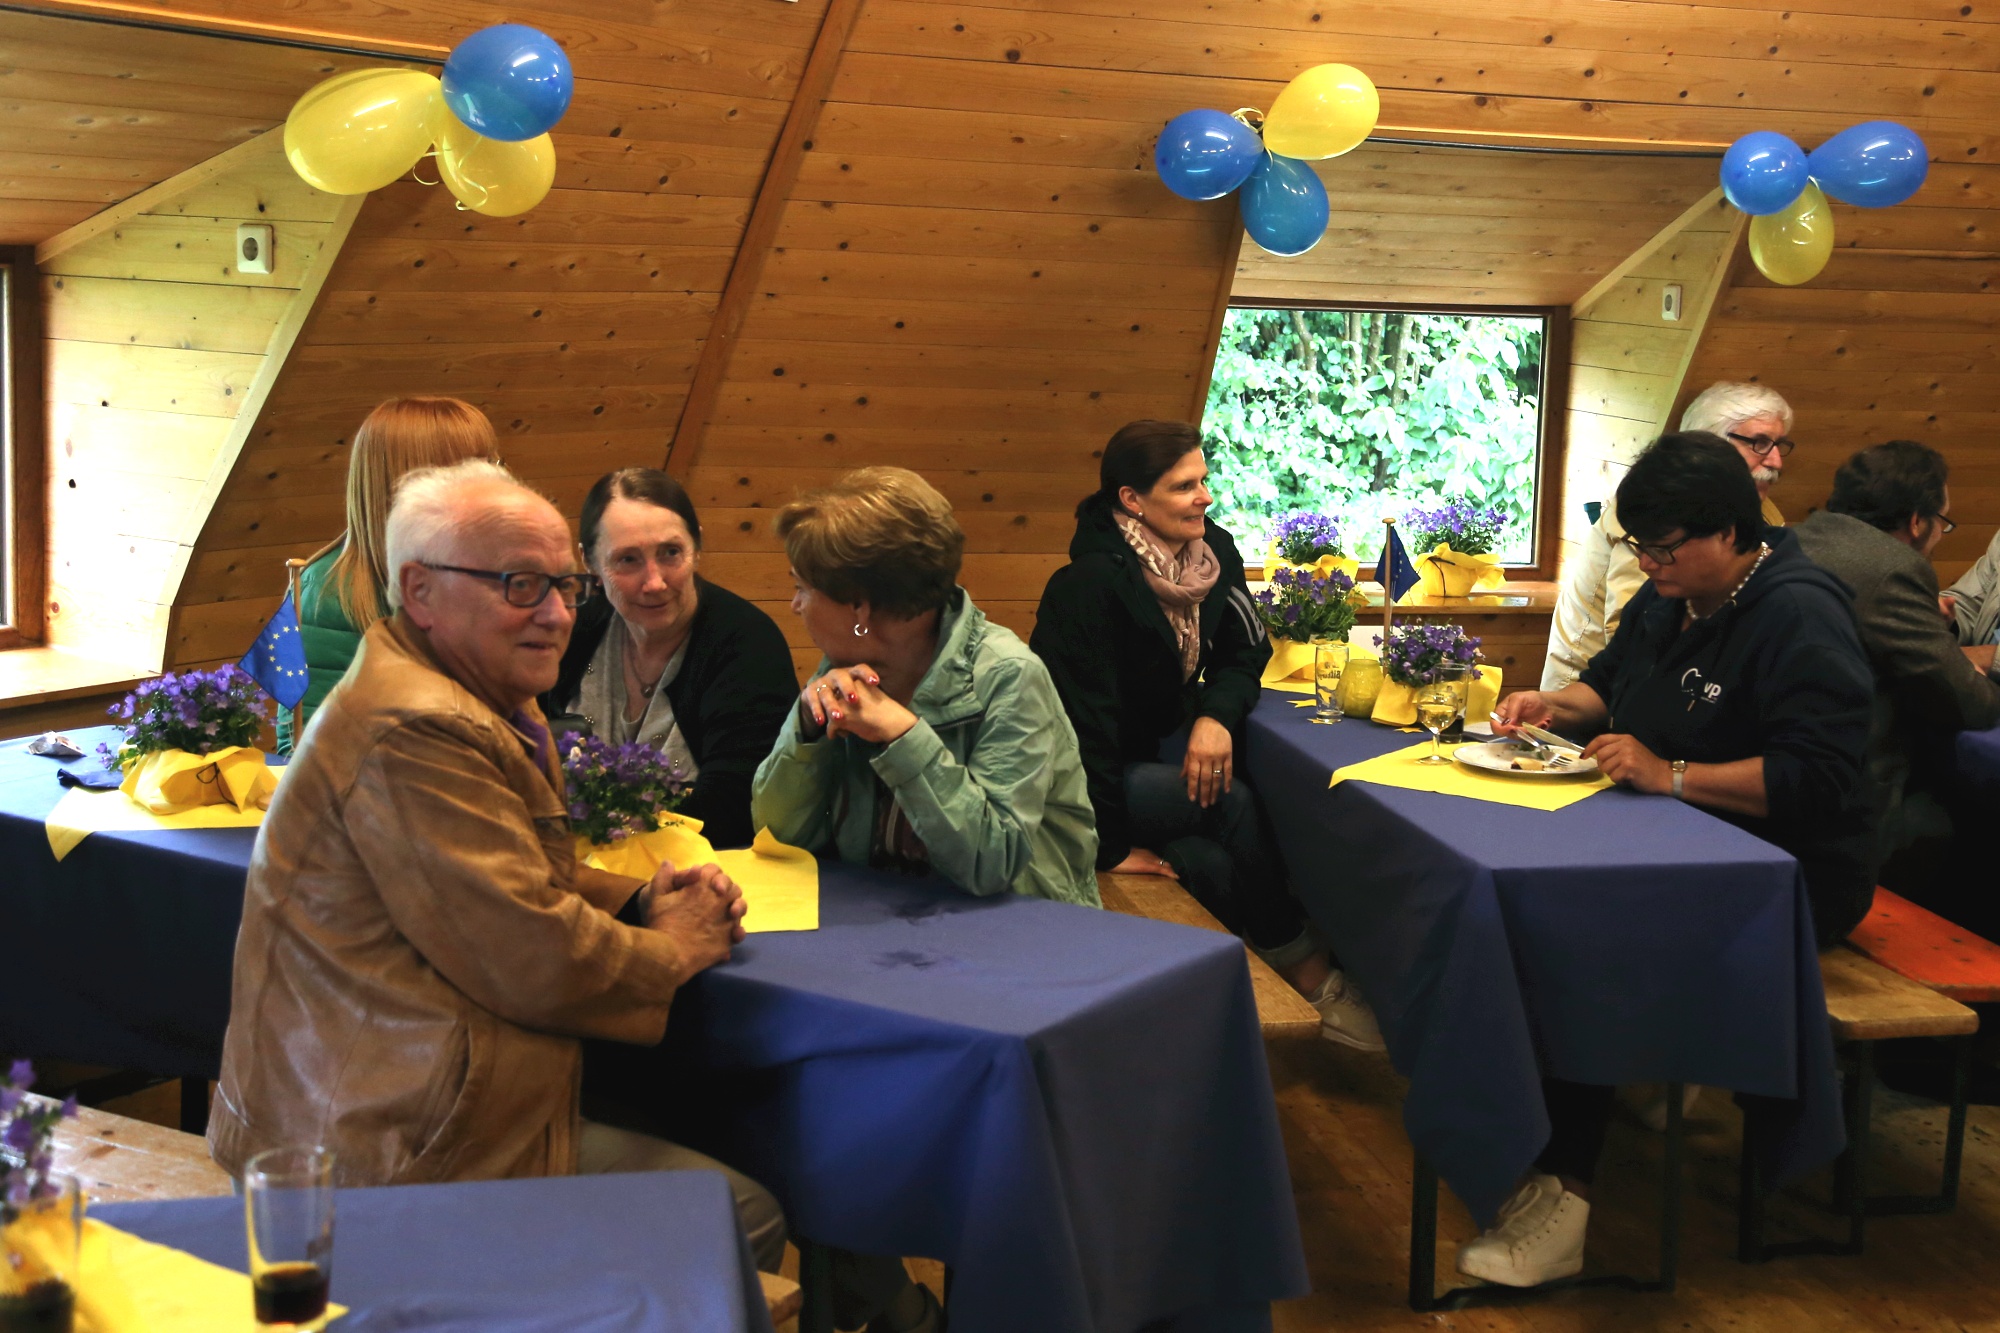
1032, 421, 1382, 1050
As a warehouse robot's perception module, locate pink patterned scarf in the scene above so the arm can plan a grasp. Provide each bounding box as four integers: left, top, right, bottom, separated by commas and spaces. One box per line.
1115, 512, 1219, 681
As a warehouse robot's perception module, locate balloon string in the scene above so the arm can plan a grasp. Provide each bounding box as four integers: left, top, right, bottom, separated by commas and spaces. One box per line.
1231, 107, 1266, 135
410, 151, 439, 187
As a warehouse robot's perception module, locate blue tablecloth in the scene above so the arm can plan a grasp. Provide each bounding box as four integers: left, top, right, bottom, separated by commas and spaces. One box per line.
99, 1172, 774, 1333
1242, 694, 1844, 1226
1954, 721, 2000, 793
0, 727, 1307, 1333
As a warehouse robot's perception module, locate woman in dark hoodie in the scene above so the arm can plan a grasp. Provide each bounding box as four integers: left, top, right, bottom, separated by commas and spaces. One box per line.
1032, 419, 1383, 1050
1465, 432, 1876, 1291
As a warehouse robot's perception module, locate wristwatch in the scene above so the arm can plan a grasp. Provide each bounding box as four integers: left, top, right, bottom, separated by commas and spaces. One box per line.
1670, 759, 1688, 800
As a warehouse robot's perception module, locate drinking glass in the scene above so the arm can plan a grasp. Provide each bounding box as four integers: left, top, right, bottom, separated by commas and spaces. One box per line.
1312, 638, 1349, 722
244, 1147, 335, 1332
0, 1176, 81, 1333
1415, 664, 1473, 764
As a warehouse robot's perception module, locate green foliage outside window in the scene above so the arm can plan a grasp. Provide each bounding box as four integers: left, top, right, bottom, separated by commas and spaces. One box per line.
1200, 308, 1545, 565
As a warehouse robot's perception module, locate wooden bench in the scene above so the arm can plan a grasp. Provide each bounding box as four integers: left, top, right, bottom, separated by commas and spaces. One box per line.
46, 1100, 804, 1326
1739, 947, 1979, 1260
1848, 886, 2000, 1003
1097, 871, 1323, 1040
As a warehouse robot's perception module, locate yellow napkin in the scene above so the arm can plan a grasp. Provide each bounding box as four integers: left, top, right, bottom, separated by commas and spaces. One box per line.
1415, 544, 1505, 598
71, 1218, 347, 1333
45, 785, 272, 862
715, 829, 819, 933
122, 747, 277, 816
1330, 740, 1611, 812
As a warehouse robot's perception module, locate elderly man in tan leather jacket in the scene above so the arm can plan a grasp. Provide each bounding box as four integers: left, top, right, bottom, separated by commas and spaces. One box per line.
207, 458, 784, 1268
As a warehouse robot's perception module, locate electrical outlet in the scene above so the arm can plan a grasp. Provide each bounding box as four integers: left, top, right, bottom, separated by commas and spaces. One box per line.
236, 224, 274, 275
1661, 282, 1683, 322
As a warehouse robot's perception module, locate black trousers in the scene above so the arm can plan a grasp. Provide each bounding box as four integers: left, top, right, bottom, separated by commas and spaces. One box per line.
1534, 1079, 1617, 1186
1122, 762, 1312, 956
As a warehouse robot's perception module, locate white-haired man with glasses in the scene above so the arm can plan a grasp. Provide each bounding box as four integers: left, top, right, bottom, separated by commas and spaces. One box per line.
208, 458, 787, 1270
1543, 382, 1796, 690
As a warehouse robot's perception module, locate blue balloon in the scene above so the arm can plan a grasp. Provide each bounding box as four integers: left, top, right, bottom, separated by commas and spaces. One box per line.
1720, 131, 1808, 216
442, 24, 573, 142
1239, 152, 1328, 257
1808, 121, 1929, 207
1154, 110, 1263, 201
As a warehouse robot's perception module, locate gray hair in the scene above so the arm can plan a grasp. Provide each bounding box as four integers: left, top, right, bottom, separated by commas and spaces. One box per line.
383, 458, 535, 610
1679, 381, 1794, 436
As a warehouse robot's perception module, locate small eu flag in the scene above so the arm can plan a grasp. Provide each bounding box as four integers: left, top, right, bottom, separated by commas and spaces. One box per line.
240, 592, 310, 709
1375, 524, 1422, 603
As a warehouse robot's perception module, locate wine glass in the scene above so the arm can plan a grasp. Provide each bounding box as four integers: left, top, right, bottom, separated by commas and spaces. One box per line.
1312, 638, 1348, 723
1415, 663, 1472, 764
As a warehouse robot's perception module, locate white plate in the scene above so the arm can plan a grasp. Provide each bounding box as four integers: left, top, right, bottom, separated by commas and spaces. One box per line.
1453, 740, 1599, 778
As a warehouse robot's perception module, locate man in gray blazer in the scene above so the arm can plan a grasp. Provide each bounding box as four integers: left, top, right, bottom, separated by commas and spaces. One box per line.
1793, 442, 2000, 863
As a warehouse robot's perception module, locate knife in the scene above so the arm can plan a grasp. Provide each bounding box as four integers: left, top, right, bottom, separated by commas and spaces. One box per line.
1513, 721, 1584, 755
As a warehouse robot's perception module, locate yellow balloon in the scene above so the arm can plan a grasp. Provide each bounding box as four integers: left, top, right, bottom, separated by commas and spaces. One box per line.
1263, 63, 1380, 161
284, 68, 443, 195
1748, 179, 1835, 286
436, 119, 557, 217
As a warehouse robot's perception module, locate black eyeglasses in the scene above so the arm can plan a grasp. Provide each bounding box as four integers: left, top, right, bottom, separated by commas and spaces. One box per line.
1931, 513, 1959, 536
1726, 431, 1797, 459
1616, 533, 1698, 566
425, 564, 600, 608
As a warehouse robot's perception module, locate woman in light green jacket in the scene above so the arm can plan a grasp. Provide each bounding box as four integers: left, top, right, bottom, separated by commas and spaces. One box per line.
751, 466, 1100, 907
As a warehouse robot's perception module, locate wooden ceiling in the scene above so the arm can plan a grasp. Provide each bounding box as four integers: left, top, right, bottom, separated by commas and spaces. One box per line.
0, 10, 382, 245
1234, 142, 1721, 309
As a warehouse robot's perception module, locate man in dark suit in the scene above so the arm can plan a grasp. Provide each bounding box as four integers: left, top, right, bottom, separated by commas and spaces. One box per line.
1793, 441, 2000, 867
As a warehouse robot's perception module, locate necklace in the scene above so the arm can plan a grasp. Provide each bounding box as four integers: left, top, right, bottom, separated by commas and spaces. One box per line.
624, 624, 667, 698
1686, 542, 1773, 623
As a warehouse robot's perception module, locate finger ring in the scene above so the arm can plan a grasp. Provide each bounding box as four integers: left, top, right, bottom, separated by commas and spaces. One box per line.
1212, 768, 1224, 775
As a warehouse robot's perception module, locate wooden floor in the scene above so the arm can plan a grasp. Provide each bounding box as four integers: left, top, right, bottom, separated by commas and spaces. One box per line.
1267, 1039, 2000, 1332
82, 1047, 2000, 1332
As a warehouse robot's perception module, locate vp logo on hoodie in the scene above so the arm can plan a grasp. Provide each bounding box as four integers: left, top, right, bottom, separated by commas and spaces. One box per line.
1680, 666, 1724, 708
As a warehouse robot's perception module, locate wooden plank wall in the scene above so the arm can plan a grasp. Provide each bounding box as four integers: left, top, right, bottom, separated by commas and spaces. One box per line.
1564, 194, 1741, 556
1234, 144, 1717, 310
36, 0, 1998, 678
39, 138, 352, 670
1681, 159, 2000, 588
156, 0, 827, 670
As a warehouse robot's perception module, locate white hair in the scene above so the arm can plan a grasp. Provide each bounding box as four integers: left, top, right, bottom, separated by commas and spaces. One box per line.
1680, 381, 1794, 436
383, 458, 539, 610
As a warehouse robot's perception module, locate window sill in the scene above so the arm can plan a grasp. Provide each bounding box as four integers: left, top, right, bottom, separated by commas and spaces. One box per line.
0, 645, 155, 713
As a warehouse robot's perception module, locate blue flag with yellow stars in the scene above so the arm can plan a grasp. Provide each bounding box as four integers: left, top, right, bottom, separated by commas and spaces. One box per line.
1375, 524, 1422, 603
239, 592, 309, 709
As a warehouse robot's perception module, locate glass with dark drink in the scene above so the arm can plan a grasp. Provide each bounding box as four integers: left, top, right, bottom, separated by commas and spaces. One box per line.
243, 1147, 335, 1332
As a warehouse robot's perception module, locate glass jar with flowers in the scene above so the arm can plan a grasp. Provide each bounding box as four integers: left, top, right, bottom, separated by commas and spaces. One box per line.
1, 1062, 80, 1333
1371, 622, 1483, 726
562, 735, 709, 880
1403, 501, 1510, 597
1254, 565, 1361, 687
94, 667, 277, 815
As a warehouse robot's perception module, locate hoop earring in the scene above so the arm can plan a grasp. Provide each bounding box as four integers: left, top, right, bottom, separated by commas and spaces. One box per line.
852, 622, 870, 637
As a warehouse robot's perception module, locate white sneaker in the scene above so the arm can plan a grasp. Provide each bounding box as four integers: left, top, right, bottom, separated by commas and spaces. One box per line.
1309, 970, 1386, 1051
1617, 1082, 1702, 1133
1455, 1172, 1589, 1288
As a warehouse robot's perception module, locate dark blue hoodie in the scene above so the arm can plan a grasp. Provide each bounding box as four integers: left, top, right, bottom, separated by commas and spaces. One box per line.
1579, 526, 1879, 945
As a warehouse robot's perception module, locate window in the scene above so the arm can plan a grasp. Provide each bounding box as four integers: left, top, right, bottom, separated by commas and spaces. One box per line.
2, 248, 45, 649
1200, 303, 1566, 576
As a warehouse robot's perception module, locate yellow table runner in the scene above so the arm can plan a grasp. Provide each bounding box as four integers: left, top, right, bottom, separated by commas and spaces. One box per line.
73, 1217, 347, 1332
579, 821, 819, 932
45, 788, 269, 863
1331, 740, 1612, 812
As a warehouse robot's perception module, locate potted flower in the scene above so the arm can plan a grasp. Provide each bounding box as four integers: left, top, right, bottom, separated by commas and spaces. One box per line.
1372, 622, 1483, 726
94, 667, 276, 815
1255, 566, 1361, 686
1265, 512, 1358, 583
1403, 501, 1509, 598
563, 735, 708, 880
2, 1062, 80, 1333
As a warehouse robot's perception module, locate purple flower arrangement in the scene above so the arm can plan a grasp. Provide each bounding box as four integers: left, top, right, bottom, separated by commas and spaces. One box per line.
1, 1061, 75, 1222
95, 666, 268, 773
1404, 501, 1507, 558
1380, 622, 1482, 687
1255, 566, 1358, 644
562, 735, 689, 847
1272, 512, 1344, 565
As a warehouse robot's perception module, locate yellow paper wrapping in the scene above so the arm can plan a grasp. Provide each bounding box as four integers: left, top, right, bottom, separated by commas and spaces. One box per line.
45, 772, 279, 863
714, 829, 820, 932
69, 1218, 346, 1333
1259, 638, 1316, 692
1372, 679, 1418, 727
576, 814, 717, 880
1264, 552, 1361, 584
1415, 544, 1505, 598
1466, 665, 1504, 726
121, 747, 277, 816
1330, 740, 1612, 812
